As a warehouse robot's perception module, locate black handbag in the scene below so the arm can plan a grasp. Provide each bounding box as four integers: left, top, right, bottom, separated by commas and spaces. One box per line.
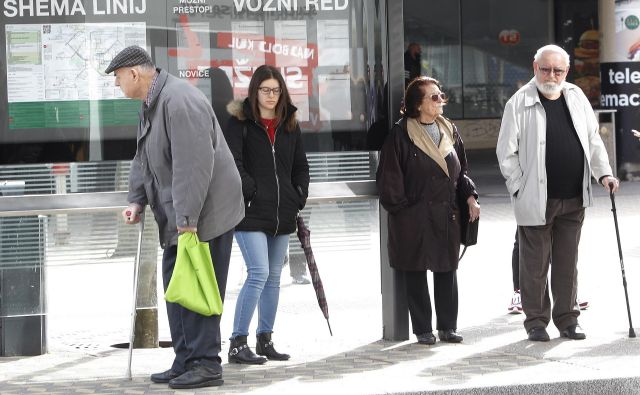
459, 198, 478, 247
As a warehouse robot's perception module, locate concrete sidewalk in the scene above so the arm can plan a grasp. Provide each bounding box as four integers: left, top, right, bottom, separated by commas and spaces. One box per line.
1, 182, 639, 394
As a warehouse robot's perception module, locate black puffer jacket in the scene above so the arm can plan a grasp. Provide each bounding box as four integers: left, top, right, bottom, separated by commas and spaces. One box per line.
224, 99, 310, 235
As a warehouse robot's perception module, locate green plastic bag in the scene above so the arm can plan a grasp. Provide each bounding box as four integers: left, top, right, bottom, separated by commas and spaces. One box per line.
165, 232, 222, 316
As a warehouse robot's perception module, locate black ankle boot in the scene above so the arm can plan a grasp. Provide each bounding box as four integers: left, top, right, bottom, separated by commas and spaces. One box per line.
256, 332, 290, 361
228, 336, 267, 365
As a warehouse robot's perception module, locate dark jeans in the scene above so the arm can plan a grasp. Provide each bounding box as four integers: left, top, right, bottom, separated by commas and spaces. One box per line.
519, 197, 584, 332
401, 270, 458, 334
161, 229, 233, 373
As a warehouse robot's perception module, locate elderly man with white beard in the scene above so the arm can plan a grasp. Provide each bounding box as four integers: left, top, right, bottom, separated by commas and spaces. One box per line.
496, 44, 619, 342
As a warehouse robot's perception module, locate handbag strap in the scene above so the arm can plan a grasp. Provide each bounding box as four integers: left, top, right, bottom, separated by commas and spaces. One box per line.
459, 245, 468, 261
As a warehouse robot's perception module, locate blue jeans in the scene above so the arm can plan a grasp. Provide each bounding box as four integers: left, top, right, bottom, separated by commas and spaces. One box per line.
232, 231, 289, 337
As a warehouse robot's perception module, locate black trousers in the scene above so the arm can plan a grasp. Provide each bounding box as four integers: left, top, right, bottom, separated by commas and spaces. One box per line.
161, 229, 233, 374
512, 229, 519, 291
401, 269, 458, 334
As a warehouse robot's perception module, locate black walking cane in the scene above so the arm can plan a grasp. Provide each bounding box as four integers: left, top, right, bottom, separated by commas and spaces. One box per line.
609, 183, 636, 338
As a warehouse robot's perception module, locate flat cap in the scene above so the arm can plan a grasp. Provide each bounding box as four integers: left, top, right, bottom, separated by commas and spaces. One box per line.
104, 45, 153, 74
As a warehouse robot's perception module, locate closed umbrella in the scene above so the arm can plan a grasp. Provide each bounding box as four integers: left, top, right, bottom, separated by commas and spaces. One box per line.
296, 215, 333, 336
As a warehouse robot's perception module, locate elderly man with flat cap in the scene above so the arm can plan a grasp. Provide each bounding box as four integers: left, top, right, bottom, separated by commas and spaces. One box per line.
106, 46, 244, 389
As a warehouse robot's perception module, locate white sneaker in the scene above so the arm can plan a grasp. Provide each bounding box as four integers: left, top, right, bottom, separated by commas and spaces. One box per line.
508, 290, 523, 314
291, 274, 310, 285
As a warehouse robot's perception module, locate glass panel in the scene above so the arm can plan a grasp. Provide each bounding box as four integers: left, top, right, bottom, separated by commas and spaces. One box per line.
168, 0, 387, 153
0, 161, 130, 194
0, 150, 372, 196
0, 4, 168, 164
45, 212, 147, 350
1, 198, 379, 350
285, 198, 379, 258
461, 0, 551, 118
308, 151, 375, 182
403, 0, 462, 118
0, 215, 46, 317
0, 209, 161, 320
555, 0, 599, 107
1, 1, 388, 165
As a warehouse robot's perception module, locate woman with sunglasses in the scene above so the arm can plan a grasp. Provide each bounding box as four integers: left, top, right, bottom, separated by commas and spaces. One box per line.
376, 76, 479, 345
223, 65, 309, 364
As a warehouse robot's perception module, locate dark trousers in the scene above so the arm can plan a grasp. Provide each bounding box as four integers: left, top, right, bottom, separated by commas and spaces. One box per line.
401, 270, 458, 334
288, 250, 308, 277
519, 197, 584, 332
512, 229, 519, 290
161, 229, 233, 374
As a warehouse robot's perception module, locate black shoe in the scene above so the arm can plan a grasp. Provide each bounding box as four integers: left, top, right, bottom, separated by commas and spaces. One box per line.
527, 327, 550, 342
256, 332, 290, 361
150, 368, 181, 384
228, 336, 267, 365
168, 363, 223, 389
417, 332, 436, 345
438, 329, 463, 343
561, 324, 586, 340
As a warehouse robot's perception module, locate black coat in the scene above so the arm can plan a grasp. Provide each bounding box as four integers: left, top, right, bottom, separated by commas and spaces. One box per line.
376, 117, 477, 272
404, 51, 421, 86
224, 99, 310, 235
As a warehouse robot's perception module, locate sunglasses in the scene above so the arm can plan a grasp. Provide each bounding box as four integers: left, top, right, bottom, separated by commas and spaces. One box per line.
258, 86, 282, 95
428, 93, 448, 102
538, 66, 567, 77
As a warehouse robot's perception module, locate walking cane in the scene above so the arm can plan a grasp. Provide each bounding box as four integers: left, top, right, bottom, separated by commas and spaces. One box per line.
608, 184, 636, 338
127, 211, 145, 379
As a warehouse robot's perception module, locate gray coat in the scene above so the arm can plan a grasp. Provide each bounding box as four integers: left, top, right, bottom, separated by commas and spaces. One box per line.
128, 69, 244, 248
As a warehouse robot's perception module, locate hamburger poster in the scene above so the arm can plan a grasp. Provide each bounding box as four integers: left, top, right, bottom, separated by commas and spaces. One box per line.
555, 4, 600, 106
573, 28, 600, 106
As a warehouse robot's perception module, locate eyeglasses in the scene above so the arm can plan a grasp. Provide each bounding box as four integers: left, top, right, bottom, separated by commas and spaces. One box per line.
429, 93, 448, 102
538, 66, 567, 77
258, 86, 282, 96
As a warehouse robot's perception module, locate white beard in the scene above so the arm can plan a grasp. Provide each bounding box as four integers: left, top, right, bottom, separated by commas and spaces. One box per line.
534, 78, 564, 96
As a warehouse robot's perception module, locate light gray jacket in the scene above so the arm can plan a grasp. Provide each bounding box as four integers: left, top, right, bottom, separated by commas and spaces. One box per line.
496, 78, 612, 226
128, 69, 244, 248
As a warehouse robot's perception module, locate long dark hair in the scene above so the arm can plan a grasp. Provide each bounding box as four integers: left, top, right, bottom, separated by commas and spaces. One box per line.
248, 65, 297, 132
401, 76, 444, 118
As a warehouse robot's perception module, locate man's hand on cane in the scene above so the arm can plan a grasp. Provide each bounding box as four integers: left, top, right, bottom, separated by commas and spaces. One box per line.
602, 176, 619, 193
122, 203, 143, 225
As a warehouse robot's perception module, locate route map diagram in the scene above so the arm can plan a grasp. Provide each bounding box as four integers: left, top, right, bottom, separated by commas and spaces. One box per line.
5, 22, 146, 102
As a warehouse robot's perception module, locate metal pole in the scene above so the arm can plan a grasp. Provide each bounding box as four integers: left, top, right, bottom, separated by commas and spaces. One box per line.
127, 213, 145, 379
380, 0, 409, 341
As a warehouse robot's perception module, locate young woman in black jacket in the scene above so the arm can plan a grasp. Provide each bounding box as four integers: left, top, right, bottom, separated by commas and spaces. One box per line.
223, 65, 310, 364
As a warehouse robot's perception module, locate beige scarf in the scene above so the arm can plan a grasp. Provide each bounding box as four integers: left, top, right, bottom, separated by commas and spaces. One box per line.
406, 116, 455, 177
